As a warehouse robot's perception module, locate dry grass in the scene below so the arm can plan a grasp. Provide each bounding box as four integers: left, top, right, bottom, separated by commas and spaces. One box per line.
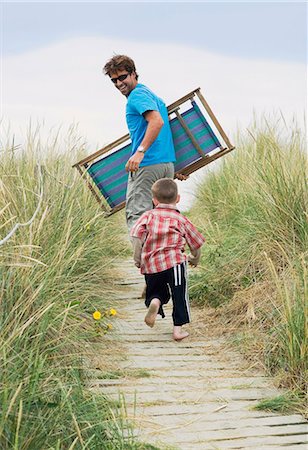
189, 115, 307, 406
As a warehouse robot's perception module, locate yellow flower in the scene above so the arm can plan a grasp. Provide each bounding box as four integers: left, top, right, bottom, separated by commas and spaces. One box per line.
107, 323, 113, 330
93, 310, 101, 320
109, 308, 117, 316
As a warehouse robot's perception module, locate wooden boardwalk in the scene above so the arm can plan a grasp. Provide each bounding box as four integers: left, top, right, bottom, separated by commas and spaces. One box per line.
92, 259, 308, 450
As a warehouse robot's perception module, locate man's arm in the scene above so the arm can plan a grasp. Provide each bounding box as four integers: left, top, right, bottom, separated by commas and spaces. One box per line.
131, 236, 143, 268
141, 110, 164, 149
125, 110, 163, 172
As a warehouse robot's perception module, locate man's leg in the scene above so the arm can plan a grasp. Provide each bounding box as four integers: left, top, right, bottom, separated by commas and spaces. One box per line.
126, 162, 174, 232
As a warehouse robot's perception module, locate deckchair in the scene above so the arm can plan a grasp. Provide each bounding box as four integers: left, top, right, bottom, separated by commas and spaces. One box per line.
73, 87, 235, 216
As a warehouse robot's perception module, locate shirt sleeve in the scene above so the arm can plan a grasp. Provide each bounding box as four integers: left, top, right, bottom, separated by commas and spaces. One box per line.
183, 218, 205, 252
130, 89, 159, 116
130, 212, 149, 240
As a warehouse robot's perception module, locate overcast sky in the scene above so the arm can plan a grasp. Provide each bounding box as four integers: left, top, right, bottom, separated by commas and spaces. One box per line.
1, 1, 307, 209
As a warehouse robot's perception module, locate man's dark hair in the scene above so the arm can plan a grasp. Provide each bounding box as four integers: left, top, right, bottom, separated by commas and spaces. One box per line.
151, 178, 178, 204
103, 54, 139, 80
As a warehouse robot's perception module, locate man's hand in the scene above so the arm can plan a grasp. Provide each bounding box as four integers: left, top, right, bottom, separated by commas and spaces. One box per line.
125, 151, 144, 172
135, 261, 141, 268
175, 172, 189, 181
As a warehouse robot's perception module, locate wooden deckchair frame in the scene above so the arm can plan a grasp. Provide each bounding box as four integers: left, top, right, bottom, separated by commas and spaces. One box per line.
73, 87, 235, 216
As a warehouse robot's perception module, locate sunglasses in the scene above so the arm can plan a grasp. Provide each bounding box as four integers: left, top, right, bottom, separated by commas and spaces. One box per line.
110, 73, 130, 84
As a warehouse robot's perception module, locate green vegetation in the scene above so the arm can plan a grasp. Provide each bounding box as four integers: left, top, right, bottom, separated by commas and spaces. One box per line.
0, 127, 142, 449
189, 116, 307, 399
253, 391, 305, 414
1, 115, 306, 446
95, 369, 152, 380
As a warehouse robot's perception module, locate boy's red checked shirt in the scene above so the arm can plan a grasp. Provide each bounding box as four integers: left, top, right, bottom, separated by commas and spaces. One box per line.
130, 203, 205, 274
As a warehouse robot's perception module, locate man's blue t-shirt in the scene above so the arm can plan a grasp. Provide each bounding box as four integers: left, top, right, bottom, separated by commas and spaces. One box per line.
126, 84, 176, 167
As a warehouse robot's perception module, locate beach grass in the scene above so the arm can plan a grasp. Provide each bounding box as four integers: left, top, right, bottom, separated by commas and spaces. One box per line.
188, 115, 307, 400
0, 126, 142, 449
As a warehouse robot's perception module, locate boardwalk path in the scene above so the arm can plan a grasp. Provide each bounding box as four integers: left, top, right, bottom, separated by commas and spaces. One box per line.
94, 259, 307, 450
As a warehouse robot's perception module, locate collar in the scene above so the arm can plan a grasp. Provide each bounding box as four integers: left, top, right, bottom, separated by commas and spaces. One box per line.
155, 203, 180, 212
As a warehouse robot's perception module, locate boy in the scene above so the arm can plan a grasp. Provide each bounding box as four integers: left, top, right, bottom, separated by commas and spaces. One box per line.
130, 178, 205, 341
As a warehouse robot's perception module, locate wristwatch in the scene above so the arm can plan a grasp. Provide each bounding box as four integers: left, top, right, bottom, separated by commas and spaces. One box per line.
137, 145, 146, 153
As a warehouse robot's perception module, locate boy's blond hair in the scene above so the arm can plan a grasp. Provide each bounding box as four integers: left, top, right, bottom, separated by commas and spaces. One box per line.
151, 178, 178, 204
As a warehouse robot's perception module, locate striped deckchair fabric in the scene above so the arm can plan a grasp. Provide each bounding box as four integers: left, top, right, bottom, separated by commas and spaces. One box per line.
171, 101, 221, 174
73, 87, 235, 216
87, 143, 131, 209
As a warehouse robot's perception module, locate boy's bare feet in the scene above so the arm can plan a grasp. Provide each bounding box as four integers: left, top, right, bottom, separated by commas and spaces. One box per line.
144, 298, 160, 328
173, 326, 189, 341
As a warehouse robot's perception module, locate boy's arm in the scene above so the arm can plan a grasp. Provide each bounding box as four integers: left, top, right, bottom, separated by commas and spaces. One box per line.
131, 237, 143, 268
184, 217, 205, 267
130, 211, 149, 268
187, 247, 202, 267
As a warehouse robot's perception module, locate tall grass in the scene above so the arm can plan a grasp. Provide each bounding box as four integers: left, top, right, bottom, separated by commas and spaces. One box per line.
0, 126, 148, 449
189, 116, 307, 394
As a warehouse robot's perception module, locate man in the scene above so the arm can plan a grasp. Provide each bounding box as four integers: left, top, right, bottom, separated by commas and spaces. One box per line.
103, 54, 180, 231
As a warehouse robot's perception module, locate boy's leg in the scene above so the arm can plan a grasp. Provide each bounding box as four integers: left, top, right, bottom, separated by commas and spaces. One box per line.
144, 298, 161, 328
144, 271, 170, 328
168, 262, 191, 340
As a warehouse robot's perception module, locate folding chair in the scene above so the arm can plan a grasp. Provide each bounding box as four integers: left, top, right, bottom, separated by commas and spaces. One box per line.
73, 87, 235, 216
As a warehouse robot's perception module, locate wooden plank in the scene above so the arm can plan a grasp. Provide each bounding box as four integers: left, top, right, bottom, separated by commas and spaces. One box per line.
146, 414, 307, 432
117, 357, 250, 369
156, 443, 308, 450
126, 354, 241, 362
196, 89, 235, 150
103, 201, 126, 216
167, 88, 199, 112
75, 164, 109, 211
174, 109, 206, 158
100, 382, 275, 396
125, 400, 274, 417
120, 346, 224, 356
95, 376, 269, 390
141, 424, 308, 445
97, 387, 279, 404
73, 133, 130, 167
255, 446, 308, 450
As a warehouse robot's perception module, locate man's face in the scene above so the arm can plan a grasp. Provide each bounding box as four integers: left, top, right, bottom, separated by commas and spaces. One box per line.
110, 70, 137, 97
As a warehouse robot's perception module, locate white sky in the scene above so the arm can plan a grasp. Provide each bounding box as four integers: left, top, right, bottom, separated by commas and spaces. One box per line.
1, 2, 307, 210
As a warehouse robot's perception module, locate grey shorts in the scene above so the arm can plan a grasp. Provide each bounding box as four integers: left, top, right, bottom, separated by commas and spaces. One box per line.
126, 162, 174, 231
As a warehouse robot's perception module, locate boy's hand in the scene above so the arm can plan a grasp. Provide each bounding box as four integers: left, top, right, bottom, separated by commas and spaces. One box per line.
135, 261, 141, 268
188, 254, 198, 267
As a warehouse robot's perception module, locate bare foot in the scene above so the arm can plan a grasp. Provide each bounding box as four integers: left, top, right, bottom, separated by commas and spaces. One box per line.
173, 326, 189, 341
144, 298, 160, 328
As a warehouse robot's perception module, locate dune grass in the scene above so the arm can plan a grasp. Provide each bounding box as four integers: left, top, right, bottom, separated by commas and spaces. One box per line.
253, 391, 305, 414
189, 116, 307, 398
0, 127, 149, 449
